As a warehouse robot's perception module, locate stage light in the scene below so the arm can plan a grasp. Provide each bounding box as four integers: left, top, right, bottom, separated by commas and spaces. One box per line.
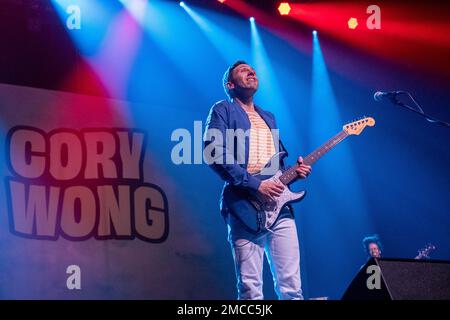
312, 30, 317, 36
249, 17, 255, 22
218, 0, 226, 3
180, 1, 185, 7
348, 17, 358, 29
278, 2, 291, 16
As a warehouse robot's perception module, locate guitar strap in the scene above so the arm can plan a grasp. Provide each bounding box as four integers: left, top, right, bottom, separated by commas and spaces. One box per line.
278, 139, 295, 215
279, 139, 289, 157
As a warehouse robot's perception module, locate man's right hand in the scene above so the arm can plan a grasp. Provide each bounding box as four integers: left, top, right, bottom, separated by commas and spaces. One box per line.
257, 180, 285, 200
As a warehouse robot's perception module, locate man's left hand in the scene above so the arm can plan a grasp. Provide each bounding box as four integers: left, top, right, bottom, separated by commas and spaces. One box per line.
296, 156, 312, 179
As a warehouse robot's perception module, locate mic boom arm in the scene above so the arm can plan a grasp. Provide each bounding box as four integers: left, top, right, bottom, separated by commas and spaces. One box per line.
376, 90, 450, 129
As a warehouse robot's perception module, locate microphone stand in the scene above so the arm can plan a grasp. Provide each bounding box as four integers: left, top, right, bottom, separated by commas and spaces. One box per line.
389, 92, 450, 129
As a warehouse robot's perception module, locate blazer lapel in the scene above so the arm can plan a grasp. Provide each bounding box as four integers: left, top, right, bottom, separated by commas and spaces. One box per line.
254, 105, 276, 130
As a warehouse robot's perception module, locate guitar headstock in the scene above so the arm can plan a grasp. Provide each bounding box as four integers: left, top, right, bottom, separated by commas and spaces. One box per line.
343, 117, 375, 136
417, 243, 436, 259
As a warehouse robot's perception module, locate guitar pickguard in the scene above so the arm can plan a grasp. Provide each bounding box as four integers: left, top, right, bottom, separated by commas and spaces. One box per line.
252, 170, 306, 229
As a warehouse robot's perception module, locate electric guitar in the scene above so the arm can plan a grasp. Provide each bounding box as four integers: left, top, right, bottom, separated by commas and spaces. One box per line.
224, 117, 376, 234
414, 243, 436, 260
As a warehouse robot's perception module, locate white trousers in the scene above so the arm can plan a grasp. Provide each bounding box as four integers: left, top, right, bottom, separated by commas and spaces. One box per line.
227, 210, 303, 300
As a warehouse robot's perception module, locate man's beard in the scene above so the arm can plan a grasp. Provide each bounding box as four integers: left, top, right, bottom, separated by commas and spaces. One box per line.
234, 85, 257, 99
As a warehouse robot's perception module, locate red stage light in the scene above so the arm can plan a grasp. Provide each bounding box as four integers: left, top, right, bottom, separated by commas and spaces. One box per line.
278, 2, 291, 16
218, 0, 226, 3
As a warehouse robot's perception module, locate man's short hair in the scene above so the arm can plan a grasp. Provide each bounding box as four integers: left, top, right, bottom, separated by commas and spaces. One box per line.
362, 234, 383, 253
223, 60, 248, 100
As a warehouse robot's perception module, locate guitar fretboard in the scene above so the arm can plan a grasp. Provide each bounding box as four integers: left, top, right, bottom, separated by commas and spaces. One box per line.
279, 130, 349, 185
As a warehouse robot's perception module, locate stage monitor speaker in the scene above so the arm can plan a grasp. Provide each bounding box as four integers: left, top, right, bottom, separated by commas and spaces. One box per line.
342, 258, 450, 300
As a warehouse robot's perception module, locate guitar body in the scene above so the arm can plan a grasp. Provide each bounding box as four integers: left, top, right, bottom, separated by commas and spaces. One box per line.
223, 152, 306, 234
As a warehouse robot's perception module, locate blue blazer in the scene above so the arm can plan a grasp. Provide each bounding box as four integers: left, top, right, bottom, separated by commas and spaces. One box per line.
204, 99, 289, 216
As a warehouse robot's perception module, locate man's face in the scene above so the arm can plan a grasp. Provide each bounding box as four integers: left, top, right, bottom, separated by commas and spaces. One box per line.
368, 243, 381, 258
227, 64, 258, 97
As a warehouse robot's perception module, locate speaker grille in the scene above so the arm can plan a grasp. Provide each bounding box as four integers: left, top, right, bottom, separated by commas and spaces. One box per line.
342, 258, 450, 300
377, 259, 450, 300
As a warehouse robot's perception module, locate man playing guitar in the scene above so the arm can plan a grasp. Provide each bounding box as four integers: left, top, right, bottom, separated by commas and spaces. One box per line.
204, 61, 311, 300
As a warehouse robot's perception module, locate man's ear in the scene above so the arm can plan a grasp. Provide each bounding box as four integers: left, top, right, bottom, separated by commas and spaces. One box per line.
226, 81, 234, 90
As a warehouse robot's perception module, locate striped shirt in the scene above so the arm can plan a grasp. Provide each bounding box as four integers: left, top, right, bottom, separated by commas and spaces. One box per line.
245, 109, 276, 174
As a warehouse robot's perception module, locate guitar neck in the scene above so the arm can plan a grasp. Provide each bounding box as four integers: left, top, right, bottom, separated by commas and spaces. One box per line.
414, 245, 435, 260
304, 130, 349, 166
280, 130, 349, 185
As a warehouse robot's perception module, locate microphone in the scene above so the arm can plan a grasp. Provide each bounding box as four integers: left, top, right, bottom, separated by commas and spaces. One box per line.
373, 90, 404, 102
